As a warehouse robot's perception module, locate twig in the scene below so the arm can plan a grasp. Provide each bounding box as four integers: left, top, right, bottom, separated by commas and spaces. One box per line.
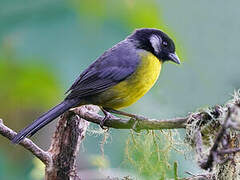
174, 161, 179, 180
184, 171, 214, 180
194, 130, 204, 161
73, 107, 187, 130
217, 148, 240, 155
199, 107, 240, 170
0, 119, 50, 165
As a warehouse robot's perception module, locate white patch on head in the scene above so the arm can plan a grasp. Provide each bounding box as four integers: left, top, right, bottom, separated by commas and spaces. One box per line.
149, 35, 161, 53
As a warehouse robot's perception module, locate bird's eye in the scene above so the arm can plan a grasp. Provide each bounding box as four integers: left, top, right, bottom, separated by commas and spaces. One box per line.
162, 41, 168, 47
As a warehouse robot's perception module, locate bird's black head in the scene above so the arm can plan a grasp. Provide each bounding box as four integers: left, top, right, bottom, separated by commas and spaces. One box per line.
128, 28, 180, 64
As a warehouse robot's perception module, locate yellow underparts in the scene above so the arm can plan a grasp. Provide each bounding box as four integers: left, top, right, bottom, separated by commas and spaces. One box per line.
95, 51, 162, 109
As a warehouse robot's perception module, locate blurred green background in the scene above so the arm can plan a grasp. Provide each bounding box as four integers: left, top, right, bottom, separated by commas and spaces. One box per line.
0, 0, 239, 179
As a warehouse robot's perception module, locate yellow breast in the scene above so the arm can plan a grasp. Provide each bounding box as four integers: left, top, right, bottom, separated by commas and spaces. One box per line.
99, 51, 162, 109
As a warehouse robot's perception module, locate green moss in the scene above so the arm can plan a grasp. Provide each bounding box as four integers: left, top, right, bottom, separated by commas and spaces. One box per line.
123, 130, 182, 179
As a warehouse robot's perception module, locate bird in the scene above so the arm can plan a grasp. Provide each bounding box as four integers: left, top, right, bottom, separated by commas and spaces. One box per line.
12, 28, 180, 144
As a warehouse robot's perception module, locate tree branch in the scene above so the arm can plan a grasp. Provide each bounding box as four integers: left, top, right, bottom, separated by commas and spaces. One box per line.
45, 105, 96, 180
199, 109, 232, 170
0, 91, 240, 179
73, 107, 187, 130
186, 96, 240, 179
0, 106, 189, 179
0, 119, 50, 165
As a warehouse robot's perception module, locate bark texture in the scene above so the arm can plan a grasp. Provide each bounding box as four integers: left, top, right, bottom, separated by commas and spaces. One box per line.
0, 92, 240, 179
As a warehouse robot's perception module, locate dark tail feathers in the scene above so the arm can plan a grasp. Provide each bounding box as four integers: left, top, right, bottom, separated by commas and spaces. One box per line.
12, 99, 79, 144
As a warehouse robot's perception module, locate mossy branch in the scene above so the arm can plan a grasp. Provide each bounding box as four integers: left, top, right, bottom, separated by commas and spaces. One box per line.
73, 107, 187, 130
0, 91, 240, 179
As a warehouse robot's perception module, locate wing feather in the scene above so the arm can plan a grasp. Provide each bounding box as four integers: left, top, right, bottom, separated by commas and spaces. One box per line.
65, 40, 139, 99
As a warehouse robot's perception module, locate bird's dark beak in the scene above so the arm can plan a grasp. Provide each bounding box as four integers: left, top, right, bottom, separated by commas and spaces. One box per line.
168, 53, 181, 64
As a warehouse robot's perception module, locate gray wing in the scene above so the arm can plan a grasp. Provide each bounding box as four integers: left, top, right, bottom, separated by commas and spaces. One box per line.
65, 40, 140, 99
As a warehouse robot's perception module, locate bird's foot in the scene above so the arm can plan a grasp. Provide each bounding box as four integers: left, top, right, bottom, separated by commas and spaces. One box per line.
103, 108, 142, 132
100, 108, 116, 130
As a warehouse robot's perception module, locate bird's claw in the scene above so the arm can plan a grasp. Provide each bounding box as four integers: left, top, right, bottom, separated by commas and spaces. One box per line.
100, 109, 115, 130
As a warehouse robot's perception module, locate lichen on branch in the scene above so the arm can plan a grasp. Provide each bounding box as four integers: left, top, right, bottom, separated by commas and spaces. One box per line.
0, 91, 240, 179
185, 90, 240, 179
